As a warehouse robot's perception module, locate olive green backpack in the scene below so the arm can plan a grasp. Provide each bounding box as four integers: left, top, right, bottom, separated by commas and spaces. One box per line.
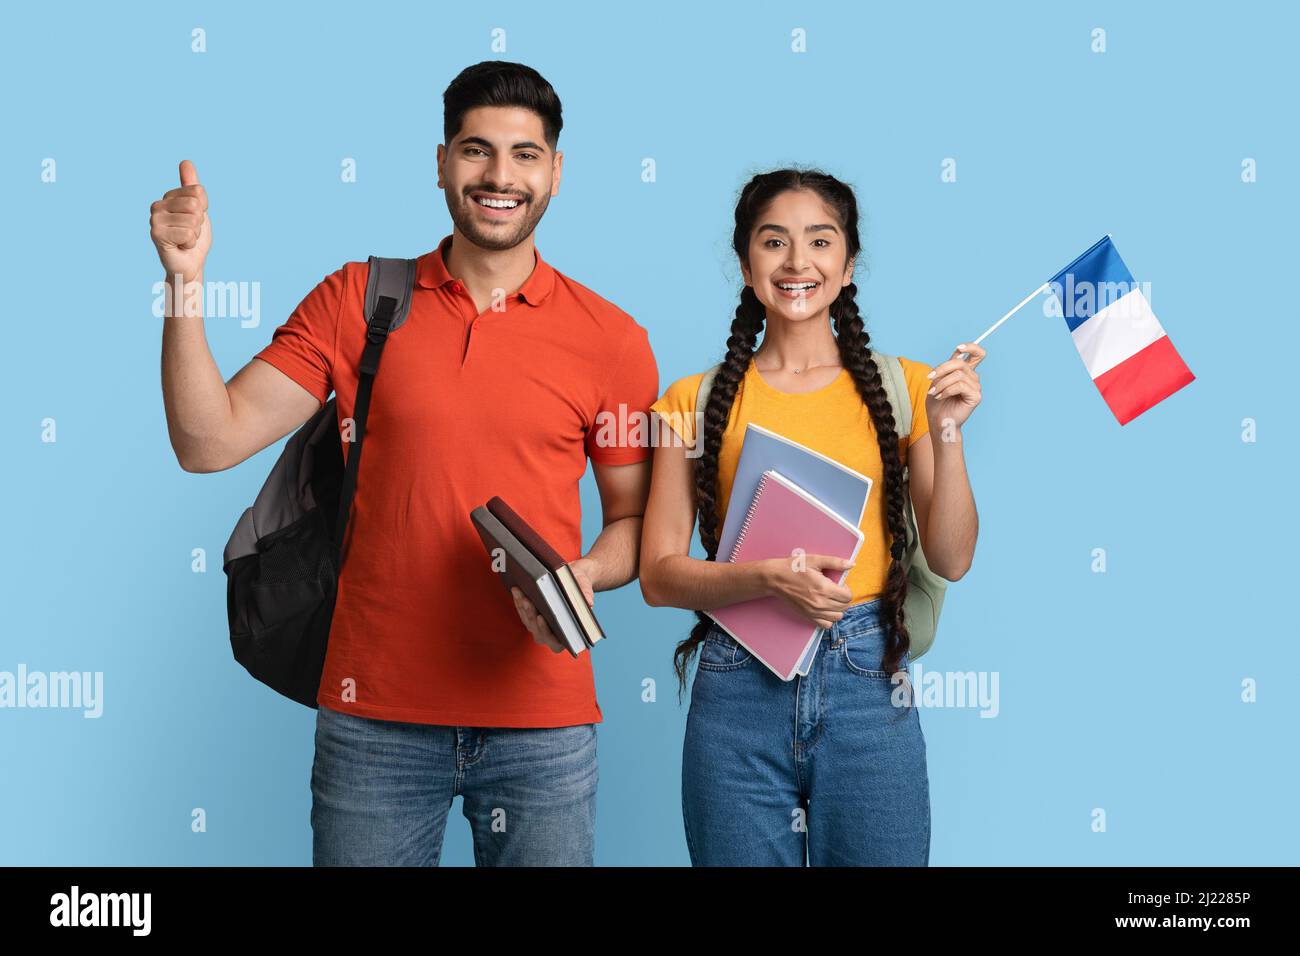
692, 352, 948, 660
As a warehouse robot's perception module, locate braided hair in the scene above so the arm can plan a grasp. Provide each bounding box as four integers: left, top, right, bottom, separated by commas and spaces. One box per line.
672, 169, 912, 693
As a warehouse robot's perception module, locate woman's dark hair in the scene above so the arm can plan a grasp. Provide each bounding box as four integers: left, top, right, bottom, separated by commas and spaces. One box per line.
443, 61, 563, 151
673, 168, 912, 693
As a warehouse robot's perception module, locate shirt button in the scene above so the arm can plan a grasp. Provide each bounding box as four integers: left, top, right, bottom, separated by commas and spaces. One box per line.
451, 282, 463, 293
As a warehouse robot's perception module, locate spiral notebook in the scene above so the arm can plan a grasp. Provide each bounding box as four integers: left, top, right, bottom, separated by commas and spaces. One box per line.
708, 470, 865, 681
716, 423, 873, 569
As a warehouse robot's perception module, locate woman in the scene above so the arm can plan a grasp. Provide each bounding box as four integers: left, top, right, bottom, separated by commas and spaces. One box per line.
639, 169, 982, 866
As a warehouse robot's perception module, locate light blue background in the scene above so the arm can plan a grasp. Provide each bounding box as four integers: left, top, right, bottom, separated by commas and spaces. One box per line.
2, 0, 1295, 866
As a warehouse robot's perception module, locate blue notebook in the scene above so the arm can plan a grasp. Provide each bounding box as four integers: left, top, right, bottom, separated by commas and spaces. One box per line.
712, 423, 873, 675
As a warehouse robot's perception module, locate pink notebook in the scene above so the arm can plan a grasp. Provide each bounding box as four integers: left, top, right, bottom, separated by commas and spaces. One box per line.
708, 470, 865, 681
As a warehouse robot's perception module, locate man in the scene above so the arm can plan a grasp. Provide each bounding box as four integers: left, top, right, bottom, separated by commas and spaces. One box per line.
152, 61, 658, 865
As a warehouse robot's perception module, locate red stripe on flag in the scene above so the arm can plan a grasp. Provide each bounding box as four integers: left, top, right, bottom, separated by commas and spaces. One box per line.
1092, 334, 1195, 425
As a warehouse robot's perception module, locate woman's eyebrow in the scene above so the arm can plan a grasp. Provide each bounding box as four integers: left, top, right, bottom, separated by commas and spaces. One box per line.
756, 223, 840, 234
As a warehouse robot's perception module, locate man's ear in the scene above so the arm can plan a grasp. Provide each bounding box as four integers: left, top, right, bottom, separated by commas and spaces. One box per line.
435, 144, 445, 188
551, 150, 563, 195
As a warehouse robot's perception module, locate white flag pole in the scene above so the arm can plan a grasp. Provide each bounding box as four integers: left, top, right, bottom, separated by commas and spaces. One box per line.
957, 281, 1051, 361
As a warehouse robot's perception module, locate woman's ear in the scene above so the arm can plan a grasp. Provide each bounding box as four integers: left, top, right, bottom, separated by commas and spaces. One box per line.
842, 256, 855, 287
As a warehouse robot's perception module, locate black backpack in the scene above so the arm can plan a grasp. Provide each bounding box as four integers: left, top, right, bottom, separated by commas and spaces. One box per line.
222, 257, 418, 708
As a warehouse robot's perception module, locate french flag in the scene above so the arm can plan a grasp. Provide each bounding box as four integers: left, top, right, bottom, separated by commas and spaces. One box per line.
1048, 236, 1195, 425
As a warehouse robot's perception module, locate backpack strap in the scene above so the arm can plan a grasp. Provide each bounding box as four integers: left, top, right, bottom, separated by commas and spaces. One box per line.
693, 363, 722, 444
363, 256, 418, 333
334, 256, 418, 558
873, 351, 912, 447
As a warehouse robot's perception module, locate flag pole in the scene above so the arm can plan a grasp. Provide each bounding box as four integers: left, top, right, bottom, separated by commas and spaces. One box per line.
958, 281, 1050, 361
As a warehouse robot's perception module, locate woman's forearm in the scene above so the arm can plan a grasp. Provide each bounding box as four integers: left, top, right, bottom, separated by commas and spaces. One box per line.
924, 430, 978, 579
642, 554, 774, 611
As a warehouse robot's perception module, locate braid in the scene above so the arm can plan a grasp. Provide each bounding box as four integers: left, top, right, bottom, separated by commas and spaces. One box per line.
674, 167, 916, 703
832, 284, 913, 681
671, 285, 765, 695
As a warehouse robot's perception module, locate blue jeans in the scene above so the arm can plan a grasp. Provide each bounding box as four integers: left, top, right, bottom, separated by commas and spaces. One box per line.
310, 705, 598, 866
682, 597, 931, 866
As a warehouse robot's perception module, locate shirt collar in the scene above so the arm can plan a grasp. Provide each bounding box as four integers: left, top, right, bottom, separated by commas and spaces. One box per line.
417, 234, 556, 306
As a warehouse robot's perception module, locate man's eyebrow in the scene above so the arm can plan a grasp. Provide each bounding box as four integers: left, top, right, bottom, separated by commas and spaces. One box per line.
458, 136, 549, 153
755, 223, 840, 234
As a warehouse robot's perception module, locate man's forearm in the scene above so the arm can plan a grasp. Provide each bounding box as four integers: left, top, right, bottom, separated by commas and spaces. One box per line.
582, 515, 643, 591
161, 270, 235, 470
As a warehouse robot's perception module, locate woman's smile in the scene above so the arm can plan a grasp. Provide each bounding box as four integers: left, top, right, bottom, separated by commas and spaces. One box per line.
772, 277, 821, 300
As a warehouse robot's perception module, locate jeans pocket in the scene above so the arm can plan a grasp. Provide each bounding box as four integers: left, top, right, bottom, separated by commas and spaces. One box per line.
841, 626, 909, 679
698, 627, 754, 671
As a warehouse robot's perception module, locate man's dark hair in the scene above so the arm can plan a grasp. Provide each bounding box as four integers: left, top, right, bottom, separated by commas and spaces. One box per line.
443, 61, 563, 151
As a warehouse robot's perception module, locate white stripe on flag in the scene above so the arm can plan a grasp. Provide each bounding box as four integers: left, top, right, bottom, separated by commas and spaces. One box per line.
1069, 287, 1166, 380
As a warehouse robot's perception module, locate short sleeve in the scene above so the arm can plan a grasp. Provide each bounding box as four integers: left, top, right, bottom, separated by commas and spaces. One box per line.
648, 373, 705, 448
252, 266, 346, 406
586, 322, 660, 465
898, 356, 933, 448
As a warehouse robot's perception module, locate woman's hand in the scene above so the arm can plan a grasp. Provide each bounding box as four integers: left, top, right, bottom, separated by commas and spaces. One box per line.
761, 554, 855, 629
926, 342, 986, 431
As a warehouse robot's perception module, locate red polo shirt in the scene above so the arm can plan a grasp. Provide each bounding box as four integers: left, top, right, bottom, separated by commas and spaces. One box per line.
252, 234, 658, 726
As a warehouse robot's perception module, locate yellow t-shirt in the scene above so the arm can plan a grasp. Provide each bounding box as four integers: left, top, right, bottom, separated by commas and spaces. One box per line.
649, 355, 934, 603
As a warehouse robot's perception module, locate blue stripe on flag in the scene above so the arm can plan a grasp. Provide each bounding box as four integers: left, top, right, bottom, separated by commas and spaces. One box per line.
1048, 235, 1137, 331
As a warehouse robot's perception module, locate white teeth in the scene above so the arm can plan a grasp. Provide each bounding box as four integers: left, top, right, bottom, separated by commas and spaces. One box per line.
778, 282, 817, 290
476, 197, 519, 208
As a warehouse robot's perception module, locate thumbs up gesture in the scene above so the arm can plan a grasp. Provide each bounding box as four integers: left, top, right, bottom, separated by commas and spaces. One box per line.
149, 160, 211, 284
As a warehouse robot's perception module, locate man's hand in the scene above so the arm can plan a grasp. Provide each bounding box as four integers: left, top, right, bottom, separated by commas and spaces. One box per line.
511, 556, 598, 654
150, 159, 211, 287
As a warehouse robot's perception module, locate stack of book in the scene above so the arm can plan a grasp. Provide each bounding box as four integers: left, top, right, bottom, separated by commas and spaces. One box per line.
470, 497, 606, 656
707, 424, 874, 680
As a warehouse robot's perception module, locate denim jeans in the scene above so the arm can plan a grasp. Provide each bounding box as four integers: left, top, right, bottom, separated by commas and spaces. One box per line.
682, 597, 931, 866
310, 705, 598, 866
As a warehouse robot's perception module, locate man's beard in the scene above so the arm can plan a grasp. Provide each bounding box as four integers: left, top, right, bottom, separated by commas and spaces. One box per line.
448, 189, 550, 251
